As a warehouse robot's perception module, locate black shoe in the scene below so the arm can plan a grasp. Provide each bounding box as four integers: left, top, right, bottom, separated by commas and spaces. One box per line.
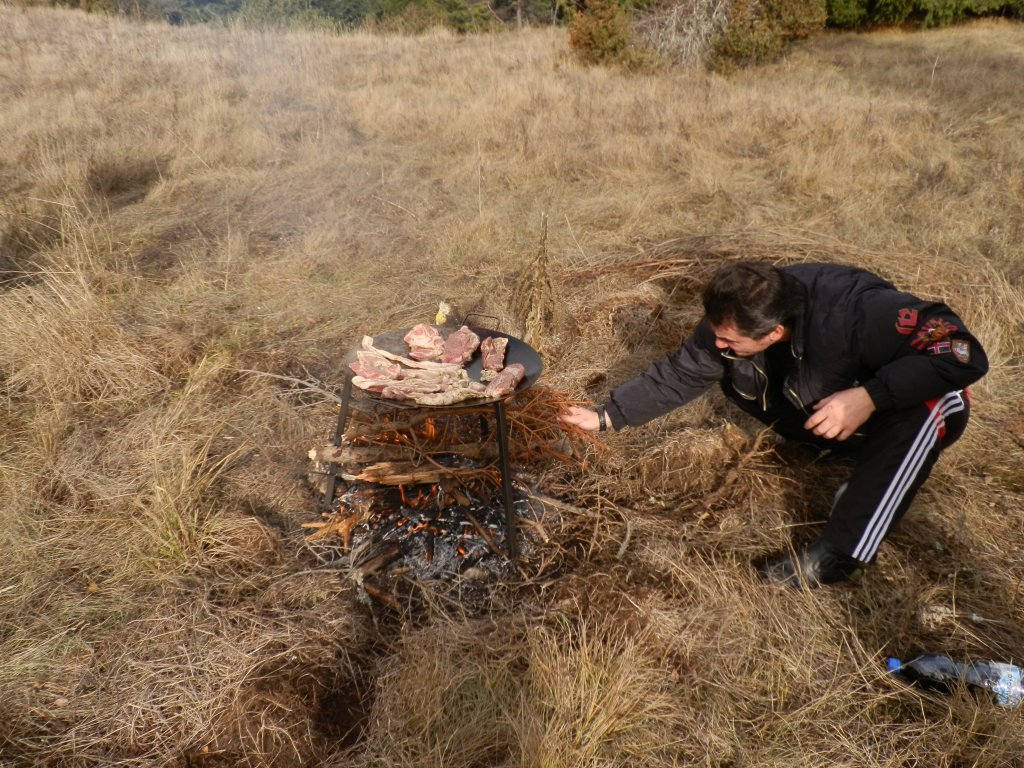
758, 538, 863, 588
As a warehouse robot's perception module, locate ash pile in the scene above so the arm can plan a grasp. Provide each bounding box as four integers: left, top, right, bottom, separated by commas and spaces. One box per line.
306, 389, 590, 609
324, 468, 539, 584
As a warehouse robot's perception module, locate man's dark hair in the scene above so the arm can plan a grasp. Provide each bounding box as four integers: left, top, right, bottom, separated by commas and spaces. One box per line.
702, 262, 806, 338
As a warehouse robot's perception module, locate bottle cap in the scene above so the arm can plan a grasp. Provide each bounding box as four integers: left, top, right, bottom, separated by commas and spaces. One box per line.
887, 657, 903, 672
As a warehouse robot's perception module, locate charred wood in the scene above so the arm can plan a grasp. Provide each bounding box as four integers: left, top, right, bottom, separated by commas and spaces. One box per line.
355, 461, 495, 486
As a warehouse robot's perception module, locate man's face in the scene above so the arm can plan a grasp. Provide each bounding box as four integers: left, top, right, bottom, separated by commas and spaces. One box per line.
710, 321, 785, 357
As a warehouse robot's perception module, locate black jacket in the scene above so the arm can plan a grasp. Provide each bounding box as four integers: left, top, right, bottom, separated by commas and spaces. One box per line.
603, 263, 989, 429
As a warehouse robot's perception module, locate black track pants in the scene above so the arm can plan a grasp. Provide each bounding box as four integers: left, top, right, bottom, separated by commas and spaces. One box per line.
724, 386, 970, 563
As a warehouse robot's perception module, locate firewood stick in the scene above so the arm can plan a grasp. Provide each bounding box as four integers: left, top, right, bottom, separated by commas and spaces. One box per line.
357, 464, 446, 484
353, 544, 402, 576
343, 411, 441, 433
355, 461, 494, 486
464, 511, 501, 556
360, 580, 401, 611
310, 442, 497, 465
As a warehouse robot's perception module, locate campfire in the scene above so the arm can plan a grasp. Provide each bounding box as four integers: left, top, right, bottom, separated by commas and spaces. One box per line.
304, 325, 600, 609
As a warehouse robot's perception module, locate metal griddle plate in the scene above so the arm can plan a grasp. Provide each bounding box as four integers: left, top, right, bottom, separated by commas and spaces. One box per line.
345, 326, 543, 409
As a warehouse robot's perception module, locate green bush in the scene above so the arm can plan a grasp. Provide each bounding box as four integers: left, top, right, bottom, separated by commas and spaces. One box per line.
869, 0, 913, 22
826, 0, 867, 26
372, 0, 499, 32
712, 0, 826, 70
826, 0, 1023, 27
568, 0, 660, 68
237, 0, 334, 28
918, 0, 1023, 25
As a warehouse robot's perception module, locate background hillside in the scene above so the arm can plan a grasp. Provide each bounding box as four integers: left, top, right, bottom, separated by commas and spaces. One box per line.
1, 6, 1023, 766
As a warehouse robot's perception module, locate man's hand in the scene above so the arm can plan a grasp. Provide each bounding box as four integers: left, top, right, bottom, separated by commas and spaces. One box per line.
804, 387, 876, 441
558, 406, 603, 431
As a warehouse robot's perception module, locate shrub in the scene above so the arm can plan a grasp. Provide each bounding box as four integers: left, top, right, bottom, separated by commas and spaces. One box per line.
370, 0, 499, 32
568, 0, 661, 68
568, 0, 634, 63
711, 0, 826, 70
237, 0, 337, 29
915, 0, 1023, 25
826, 0, 867, 27
869, 0, 914, 22
826, 0, 1023, 27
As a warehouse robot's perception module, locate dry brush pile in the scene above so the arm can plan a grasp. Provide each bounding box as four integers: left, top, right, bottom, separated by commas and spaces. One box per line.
1, 7, 1023, 767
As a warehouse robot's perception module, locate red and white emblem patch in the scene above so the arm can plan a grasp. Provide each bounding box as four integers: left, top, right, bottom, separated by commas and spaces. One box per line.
911, 318, 959, 351
895, 308, 918, 335
952, 339, 971, 364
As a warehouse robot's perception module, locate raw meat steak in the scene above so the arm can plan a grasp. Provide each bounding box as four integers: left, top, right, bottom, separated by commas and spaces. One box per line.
440, 326, 481, 365
482, 363, 525, 398
480, 336, 508, 372
404, 324, 445, 361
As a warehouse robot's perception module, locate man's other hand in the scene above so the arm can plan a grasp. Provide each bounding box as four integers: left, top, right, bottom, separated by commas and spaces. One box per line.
559, 406, 602, 431
804, 387, 876, 441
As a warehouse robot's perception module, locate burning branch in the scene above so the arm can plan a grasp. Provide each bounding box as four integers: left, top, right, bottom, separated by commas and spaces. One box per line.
302, 512, 366, 551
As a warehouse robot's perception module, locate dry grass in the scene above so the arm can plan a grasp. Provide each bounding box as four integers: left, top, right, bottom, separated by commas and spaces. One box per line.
2, 5, 1024, 766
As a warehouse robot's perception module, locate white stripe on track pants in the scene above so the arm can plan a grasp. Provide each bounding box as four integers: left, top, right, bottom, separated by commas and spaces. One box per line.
724, 385, 970, 563
826, 390, 968, 562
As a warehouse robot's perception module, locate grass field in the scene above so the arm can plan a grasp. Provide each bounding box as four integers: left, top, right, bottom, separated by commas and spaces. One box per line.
1, 5, 1024, 766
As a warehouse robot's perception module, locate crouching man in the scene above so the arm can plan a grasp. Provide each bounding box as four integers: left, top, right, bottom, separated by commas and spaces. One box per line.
560, 262, 988, 587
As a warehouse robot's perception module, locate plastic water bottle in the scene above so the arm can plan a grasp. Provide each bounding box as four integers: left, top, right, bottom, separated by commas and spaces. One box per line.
887, 654, 1024, 708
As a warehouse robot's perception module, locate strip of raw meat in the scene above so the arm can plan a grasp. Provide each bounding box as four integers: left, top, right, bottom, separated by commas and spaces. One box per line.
482, 363, 525, 398
440, 326, 481, 365
404, 323, 445, 361
412, 387, 488, 406
480, 336, 508, 371
352, 367, 467, 394
349, 351, 401, 380
350, 376, 387, 393
361, 336, 462, 372
379, 380, 444, 396
353, 376, 442, 397
399, 367, 466, 385
351, 359, 472, 395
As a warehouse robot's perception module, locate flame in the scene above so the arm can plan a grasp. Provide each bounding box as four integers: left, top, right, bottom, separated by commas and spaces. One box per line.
420, 485, 440, 509
422, 418, 437, 441
397, 483, 443, 511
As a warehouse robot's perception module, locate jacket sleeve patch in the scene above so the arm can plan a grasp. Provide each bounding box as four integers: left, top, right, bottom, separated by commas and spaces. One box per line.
927, 340, 951, 356
911, 318, 959, 351
952, 339, 971, 364
895, 308, 918, 335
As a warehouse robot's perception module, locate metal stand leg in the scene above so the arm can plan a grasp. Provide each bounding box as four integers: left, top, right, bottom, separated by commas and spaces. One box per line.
493, 400, 519, 559
322, 375, 353, 511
